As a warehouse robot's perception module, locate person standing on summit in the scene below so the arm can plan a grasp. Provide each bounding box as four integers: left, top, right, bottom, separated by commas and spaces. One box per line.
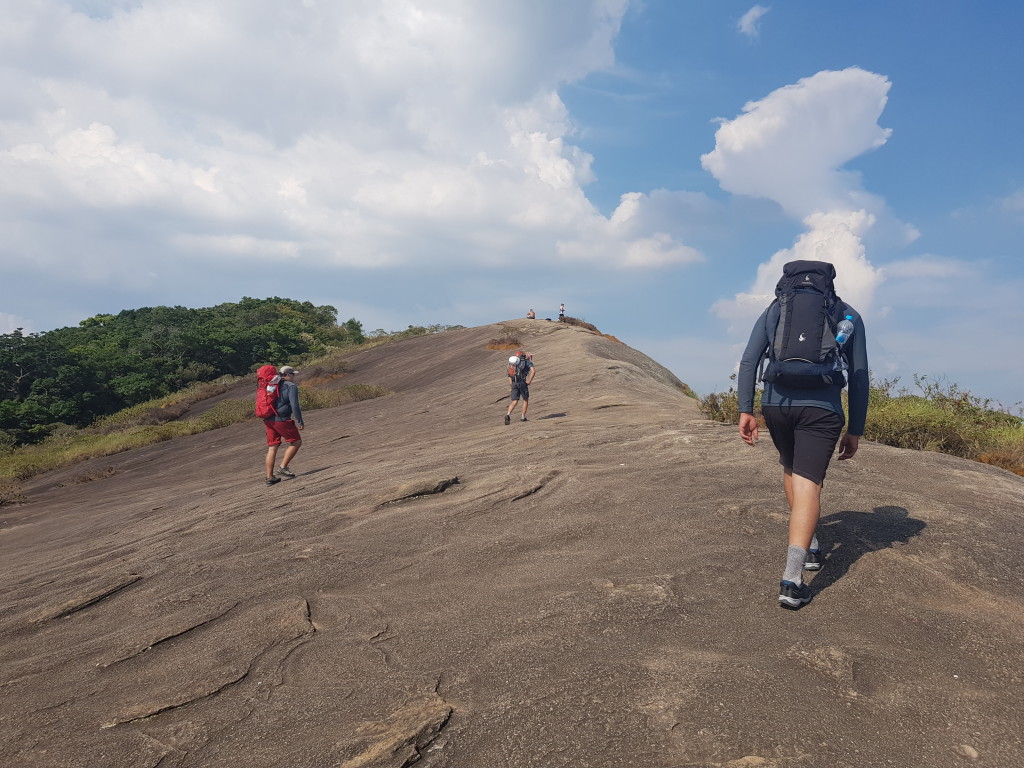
264, 366, 304, 485
736, 261, 869, 610
504, 350, 535, 425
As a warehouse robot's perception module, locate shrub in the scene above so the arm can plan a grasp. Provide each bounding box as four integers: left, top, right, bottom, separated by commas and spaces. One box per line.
487, 333, 520, 350
196, 399, 255, 430
70, 467, 116, 484
299, 385, 390, 410
0, 478, 25, 506
699, 373, 1024, 474
560, 316, 600, 333
96, 380, 234, 431
698, 382, 762, 425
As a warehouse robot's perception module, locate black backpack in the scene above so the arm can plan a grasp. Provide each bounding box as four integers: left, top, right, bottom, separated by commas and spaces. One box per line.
760, 260, 848, 389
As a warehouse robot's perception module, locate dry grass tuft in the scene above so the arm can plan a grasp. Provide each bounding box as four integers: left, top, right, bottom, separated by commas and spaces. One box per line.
302, 373, 346, 388
486, 333, 520, 350
300, 384, 390, 410
560, 316, 600, 333
0, 478, 26, 506
70, 467, 117, 484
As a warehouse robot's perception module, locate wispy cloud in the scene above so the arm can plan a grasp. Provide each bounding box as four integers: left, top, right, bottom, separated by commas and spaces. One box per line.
737, 5, 770, 39
0, 313, 30, 334
1001, 187, 1024, 213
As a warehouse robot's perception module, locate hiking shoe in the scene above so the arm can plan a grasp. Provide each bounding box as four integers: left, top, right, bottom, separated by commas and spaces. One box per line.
804, 549, 823, 571
266, 476, 282, 486
778, 580, 811, 610
275, 466, 296, 478
520, 416, 527, 422
504, 414, 511, 425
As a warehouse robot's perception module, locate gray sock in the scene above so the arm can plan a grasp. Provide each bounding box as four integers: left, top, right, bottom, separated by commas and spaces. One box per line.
810, 534, 820, 552
783, 545, 807, 584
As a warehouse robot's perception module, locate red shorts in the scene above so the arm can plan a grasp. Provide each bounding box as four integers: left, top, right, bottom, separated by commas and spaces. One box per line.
264, 419, 301, 446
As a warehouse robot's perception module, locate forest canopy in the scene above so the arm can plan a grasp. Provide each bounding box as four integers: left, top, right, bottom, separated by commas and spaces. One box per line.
0, 297, 363, 445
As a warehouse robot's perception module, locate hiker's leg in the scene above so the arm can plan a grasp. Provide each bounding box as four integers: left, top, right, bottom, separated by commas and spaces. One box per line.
281, 439, 302, 468
264, 421, 282, 478
265, 445, 279, 478
772, 406, 841, 551
507, 396, 519, 415
785, 469, 822, 551
521, 397, 528, 417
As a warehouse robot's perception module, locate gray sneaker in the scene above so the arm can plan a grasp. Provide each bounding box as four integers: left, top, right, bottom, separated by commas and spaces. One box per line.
275, 466, 296, 479
778, 580, 811, 610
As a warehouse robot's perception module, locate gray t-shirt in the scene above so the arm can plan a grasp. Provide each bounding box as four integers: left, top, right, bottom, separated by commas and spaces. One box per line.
271, 379, 303, 426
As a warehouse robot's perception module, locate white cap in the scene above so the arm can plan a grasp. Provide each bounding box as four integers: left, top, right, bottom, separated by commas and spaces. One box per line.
509, 356, 519, 364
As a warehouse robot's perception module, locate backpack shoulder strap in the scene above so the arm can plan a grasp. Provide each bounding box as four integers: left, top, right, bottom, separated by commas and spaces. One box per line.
756, 301, 778, 380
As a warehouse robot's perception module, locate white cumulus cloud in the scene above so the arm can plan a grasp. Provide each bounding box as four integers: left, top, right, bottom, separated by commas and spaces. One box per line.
702, 67, 892, 219
1, 0, 702, 293
704, 68, 902, 329
737, 6, 770, 39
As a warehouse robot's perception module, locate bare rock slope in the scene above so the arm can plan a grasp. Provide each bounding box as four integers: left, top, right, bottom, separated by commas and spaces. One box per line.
2, 319, 1023, 768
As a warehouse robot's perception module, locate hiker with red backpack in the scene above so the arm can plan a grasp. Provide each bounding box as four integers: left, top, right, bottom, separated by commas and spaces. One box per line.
736, 260, 869, 610
255, 364, 304, 486
504, 350, 535, 425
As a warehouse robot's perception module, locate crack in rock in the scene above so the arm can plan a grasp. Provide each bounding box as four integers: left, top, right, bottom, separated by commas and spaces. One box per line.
378, 478, 460, 507
100, 599, 316, 729
102, 661, 256, 728
99, 601, 240, 668
510, 471, 560, 502
31, 574, 143, 623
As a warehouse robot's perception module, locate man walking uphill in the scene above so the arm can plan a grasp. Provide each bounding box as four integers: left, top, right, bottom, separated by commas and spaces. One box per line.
264, 366, 304, 486
736, 260, 869, 610
504, 350, 535, 425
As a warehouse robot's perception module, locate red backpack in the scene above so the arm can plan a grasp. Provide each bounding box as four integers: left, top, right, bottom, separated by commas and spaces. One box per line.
255, 365, 281, 419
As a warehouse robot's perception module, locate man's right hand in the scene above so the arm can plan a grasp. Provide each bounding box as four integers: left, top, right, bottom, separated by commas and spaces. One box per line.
739, 413, 759, 446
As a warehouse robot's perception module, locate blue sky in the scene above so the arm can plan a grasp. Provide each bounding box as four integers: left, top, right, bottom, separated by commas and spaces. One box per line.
2, 1, 1022, 409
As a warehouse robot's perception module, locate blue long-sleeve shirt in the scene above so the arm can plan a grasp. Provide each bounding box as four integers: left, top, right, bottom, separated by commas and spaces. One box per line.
271, 380, 303, 426
737, 301, 869, 435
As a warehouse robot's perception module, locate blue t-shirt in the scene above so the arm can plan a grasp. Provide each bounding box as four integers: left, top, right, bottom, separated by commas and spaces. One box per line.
737, 302, 869, 435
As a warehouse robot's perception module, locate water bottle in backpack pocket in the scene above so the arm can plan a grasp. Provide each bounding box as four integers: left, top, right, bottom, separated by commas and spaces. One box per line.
831, 315, 854, 373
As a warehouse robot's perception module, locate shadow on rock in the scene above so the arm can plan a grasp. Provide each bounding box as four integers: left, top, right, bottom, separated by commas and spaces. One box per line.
811, 506, 926, 595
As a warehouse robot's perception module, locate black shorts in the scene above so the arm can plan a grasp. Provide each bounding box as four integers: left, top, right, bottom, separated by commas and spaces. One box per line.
762, 405, 844, 485
510, 382, 529, 401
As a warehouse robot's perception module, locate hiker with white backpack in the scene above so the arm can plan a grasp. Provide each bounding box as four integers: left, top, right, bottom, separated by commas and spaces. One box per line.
736, 260, 869, 610
504, 350, 535, 425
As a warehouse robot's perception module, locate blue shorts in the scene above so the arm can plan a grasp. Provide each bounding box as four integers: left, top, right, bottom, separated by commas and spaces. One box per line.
510, 382, 529, 401
762, 405, 844, 485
